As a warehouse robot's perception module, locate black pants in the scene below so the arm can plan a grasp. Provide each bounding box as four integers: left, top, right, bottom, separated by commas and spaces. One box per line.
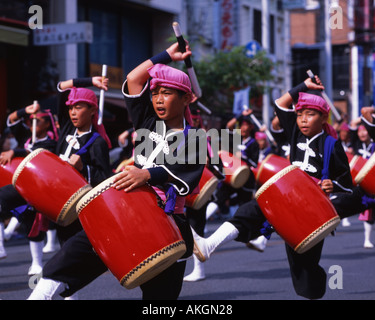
0, 184, 26, 221
42, 214, 192, 300
228, 189, 367, 300
0, 184, 45, 241
186, 203, 208, 237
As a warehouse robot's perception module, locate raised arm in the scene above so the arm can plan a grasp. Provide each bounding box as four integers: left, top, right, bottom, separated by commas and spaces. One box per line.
126, 42, 192, 96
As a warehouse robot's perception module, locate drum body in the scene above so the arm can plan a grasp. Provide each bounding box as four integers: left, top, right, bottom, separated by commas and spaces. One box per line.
12, 149, 91, 226
355, 153, 375, 195
185, 167, 219, 210
76, 175, 186, 289
255, 166, 340, 254
219, 150, 250, 189
349, 155, 367, 186
0, 157, 23, 188
255, 154, 290, 186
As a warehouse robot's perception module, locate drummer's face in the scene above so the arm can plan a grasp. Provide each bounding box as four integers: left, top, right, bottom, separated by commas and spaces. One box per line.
296, 108, 327, 137
151, 86, 191, 128
68, 103, 95, 132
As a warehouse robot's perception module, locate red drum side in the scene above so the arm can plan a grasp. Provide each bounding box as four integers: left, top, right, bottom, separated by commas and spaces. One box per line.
255, 166, 340, 254
355, 153, 375, 195
185, 167, 219, 210
219, 150, 250, 189
76, 176, 186, 289
0, 157, 23, 188
349, 155, 367, 186
12, 149, 91, 226
256, 154, 290, 186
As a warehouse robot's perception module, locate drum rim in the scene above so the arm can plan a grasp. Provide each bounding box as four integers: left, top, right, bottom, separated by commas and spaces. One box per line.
349, 155, 360, 169
255, 153, 275, 182
355, 153, 375, 184
230, 165, 250, 188
76, 174, 118, 215
188, 176, 219, 210
120, 240, 186, 289
255, 165, 298, 200
12, 148, 46, 187
58, 184, 92, 226
295, 215, 340, 254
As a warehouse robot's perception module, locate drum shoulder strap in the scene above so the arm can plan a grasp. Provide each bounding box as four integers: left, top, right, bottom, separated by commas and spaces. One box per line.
76, 132, 100, 156
322, 135, 337, 180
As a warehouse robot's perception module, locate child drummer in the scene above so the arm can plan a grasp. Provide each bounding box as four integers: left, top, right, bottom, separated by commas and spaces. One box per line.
193, 76, 354, 300
0, 105, 58, 263
28, 42, 205, 300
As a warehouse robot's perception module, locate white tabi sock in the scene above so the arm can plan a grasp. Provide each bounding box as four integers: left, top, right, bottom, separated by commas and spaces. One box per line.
4, 217, 21, 241
364, 222, 374, 248
28, 241, 44, 275
0, 222, 7, 259
27, 278, 64, 300
183, 254, 206, 282
192, 222, 239, 262
43, 229, 60, 253
206, 202, 219, 220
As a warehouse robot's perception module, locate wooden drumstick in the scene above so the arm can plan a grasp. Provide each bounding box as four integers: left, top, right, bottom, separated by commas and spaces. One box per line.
307, 70, 342, 122
98, 64, 108, 126
173, 22, 202, 98
32, 100, 38, 144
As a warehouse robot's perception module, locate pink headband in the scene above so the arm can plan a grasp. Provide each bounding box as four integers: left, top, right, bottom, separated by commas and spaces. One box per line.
255, 132, 267, 140
295, 92, 330, 115
65, 87, 112, 149
66, 87, 98, 109
148, 64, 193, 126
295, 92, 338, 139
29, 110, 59, 141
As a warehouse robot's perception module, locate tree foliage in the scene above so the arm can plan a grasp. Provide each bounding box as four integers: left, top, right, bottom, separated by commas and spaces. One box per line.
193, 46, 275, 114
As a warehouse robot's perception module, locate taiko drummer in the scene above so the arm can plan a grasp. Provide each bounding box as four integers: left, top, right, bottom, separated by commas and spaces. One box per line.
0, 105, 58, 263
29, 42, 205, 300
193, 75, 355, 300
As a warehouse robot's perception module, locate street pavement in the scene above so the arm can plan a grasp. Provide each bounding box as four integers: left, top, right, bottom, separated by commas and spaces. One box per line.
0, 215, 374, 301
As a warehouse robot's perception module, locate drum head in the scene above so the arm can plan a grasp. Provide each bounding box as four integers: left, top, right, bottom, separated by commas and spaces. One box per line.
190, 176, 219, 210
58, 184, 92, 226
121, 241, 186, 289
230, 166, 250, 189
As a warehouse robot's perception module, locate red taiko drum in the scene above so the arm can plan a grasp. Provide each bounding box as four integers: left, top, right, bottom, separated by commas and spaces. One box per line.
12, 148, 92, 226
355, 153, 375, 195
349, 155, 367, 186
0, 157, 23, 188
255, 165, 340, 254
185, 167, 219, 210
219, 150, 250, 189
345, 152, 354, 164
76, 175, 187, 289
255, 154, 290, 186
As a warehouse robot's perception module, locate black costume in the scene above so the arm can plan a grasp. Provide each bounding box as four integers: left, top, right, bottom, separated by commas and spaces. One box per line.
228, 96, 353, 300
41, 78, 204, 300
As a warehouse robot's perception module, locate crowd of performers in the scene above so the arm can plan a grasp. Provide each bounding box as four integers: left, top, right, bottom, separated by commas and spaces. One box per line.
0, 41, 375, 300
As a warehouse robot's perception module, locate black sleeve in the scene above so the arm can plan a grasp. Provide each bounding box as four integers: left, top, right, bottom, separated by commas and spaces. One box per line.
81, 136, 111, 187
123, 80, 156, 130
362, 116, 375, 141
274, 104, 298, 143
330, 140, 353, 193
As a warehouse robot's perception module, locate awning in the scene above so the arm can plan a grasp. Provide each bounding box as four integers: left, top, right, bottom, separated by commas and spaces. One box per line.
0, 24, 29, 46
